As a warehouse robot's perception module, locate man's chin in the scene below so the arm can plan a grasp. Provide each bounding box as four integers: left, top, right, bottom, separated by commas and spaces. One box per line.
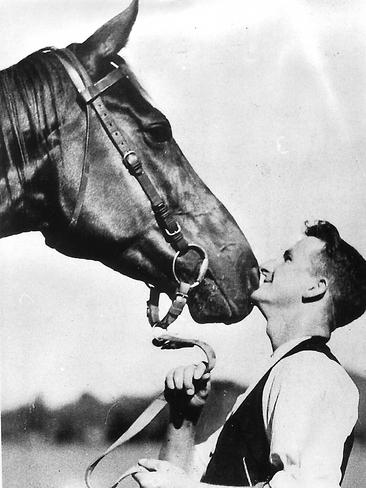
250, 289, 262, 303
249, 293, 268, 319
250, 289, 269, 309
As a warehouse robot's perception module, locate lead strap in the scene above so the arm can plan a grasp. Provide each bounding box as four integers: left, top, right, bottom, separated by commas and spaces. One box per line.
84, 336, 216, 488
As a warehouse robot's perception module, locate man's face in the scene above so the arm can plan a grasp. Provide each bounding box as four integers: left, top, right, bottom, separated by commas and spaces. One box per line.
251, 236, 325, 310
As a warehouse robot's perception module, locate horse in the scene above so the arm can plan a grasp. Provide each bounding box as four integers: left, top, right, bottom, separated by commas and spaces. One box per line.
0, 0, 258, 329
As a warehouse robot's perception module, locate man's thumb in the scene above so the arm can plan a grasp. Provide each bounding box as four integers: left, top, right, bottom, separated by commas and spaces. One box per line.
138, 458, 165, 471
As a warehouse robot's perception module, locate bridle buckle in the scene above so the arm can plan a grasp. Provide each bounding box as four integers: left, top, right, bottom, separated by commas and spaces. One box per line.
165, 223, 181, 237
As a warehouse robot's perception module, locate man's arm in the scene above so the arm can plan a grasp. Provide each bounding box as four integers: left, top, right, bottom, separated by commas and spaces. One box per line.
158, 362, 211, 470
133, 362, 260, 488
133, 362, 211, 488
262, 353, 359, 488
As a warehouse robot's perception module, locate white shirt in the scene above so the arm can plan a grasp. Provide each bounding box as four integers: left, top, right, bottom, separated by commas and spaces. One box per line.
192, 337, 359, 488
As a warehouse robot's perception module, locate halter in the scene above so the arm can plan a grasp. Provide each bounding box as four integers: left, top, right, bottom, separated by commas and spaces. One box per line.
40, 48, 215, 488
43, 47, 208, 333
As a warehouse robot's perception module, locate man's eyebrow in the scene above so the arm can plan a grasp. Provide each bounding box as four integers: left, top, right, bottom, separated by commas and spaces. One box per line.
283, 249, 293, 260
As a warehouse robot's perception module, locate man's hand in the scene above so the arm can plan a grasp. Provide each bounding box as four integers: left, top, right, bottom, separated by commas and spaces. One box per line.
132, 459, 267, 488
133, 458, 198, 488
164, 362, 211, 415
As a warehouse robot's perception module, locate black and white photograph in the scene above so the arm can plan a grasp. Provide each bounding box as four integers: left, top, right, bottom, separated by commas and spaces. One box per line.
1, 1, 366, 487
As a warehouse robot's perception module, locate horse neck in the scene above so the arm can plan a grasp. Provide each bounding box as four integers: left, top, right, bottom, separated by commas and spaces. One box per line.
0, 54, 64, 238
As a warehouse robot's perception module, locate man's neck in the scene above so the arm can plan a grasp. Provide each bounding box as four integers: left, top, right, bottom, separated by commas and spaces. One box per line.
266, 311, 330, 351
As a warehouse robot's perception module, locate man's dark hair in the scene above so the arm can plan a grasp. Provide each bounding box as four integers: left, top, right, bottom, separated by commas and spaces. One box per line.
305, 220, 366, 329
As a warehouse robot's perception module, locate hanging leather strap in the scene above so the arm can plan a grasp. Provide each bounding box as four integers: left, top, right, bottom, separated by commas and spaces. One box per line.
84, 335, 216, 488
146, 243, 208, 331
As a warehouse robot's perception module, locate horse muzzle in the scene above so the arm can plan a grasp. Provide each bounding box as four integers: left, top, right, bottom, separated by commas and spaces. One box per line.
187, 264, 259, 324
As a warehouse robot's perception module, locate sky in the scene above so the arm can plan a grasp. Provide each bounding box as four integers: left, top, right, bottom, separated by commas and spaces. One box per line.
1, 0, 366, 410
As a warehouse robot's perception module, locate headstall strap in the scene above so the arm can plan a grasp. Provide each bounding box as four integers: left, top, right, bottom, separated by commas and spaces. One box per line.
45, 47, 209, 332
42, 47, 215, 488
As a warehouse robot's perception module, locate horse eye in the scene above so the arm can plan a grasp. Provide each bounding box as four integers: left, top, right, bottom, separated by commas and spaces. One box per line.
144, 123, 172, 143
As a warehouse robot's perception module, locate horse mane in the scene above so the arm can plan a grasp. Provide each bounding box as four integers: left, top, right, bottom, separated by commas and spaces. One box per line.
0, 51, 67, 181
0, 50, 67, 127
0, 49, 151, 192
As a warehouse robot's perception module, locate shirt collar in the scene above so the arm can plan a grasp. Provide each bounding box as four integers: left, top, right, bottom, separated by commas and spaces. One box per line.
271, 336, 312, 362
229, 336, 312, 416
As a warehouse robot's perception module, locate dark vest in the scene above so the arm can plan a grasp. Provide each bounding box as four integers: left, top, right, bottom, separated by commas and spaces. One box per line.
201, 336, 354, 486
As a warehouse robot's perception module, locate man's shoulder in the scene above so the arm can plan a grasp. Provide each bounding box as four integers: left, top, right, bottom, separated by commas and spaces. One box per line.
268, 349, 359, 400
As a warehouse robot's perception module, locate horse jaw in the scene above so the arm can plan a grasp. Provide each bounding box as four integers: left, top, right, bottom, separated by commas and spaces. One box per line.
74, 0, 139, 74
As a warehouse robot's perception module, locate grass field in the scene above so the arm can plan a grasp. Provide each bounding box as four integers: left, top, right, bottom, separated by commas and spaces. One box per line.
2, 438, 159, 488
3, 438, 366, 488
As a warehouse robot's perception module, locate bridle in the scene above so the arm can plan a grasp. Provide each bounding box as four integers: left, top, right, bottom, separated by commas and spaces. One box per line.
40, 47, 215, 488
42, 47, 208, 335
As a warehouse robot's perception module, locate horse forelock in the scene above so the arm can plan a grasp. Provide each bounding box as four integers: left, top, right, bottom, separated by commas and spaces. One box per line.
122, 62, 151, 102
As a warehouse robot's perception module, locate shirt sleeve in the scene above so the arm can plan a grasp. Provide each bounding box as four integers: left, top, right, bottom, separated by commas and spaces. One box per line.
262, 352, 359, 488
189, 427, 223, 480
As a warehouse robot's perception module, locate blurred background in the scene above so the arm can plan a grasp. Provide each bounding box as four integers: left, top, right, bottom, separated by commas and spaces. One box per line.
1, 0, 366, 487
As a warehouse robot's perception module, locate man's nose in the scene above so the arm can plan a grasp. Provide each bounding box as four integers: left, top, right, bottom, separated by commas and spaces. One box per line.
260, 259, 275, 280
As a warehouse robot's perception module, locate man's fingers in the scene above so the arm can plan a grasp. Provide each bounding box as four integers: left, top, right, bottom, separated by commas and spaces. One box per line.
166, 364, 211, 393
183, 364, 196, 395
172, 366, 185, 390
193, 361, 207, 380
137, 458, 167, 471
132, 471, 158, 488
165, 369, 175, 390
132, 471, 147, 483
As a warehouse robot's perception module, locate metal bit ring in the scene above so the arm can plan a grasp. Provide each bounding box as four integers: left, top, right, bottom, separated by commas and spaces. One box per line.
172, 244, 209, 289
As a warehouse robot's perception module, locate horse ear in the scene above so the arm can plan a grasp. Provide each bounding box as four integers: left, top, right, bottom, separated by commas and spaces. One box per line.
75, 0, 138, 73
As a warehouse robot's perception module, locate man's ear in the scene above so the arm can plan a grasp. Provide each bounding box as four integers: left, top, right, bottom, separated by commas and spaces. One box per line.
73, 0, 138, 75
302, 278, 328, 303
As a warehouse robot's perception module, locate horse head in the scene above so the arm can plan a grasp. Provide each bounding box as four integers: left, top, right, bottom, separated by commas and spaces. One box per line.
0, 0, 258, 325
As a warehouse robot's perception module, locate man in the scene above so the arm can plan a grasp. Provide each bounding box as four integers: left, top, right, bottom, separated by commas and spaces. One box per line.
133, 220, 366, 488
